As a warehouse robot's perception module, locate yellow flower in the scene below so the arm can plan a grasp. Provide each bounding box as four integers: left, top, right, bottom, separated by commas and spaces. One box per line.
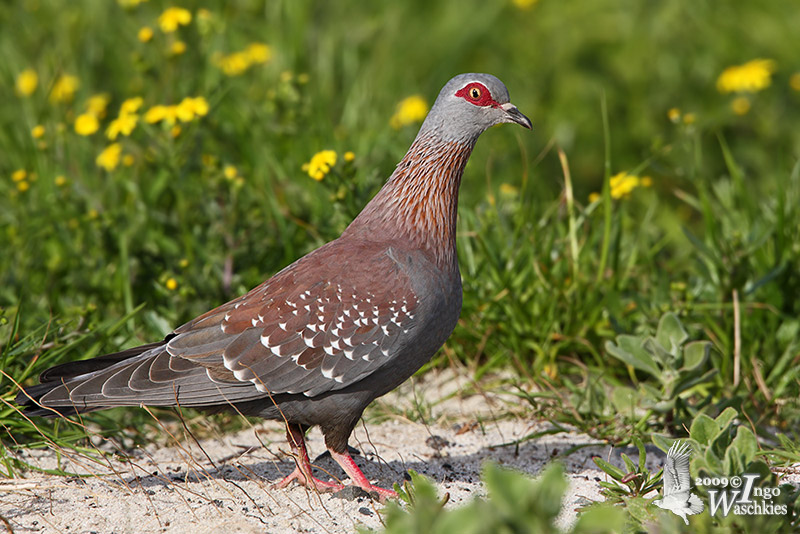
145, 97, 207, 126
512, 0, 539, 9
588, 192, 600, 203
16, 69, 38, 96
667, 108, 681, 123
609, 172, 644, 199
158, 7, 191, 33
641, 177, 653, 187
171, 125, 182, 137
302, 150, 337, 181
31, 125, 45, 139
12, 169, 27, 182
297, 73, 310, 84
223, 165, 237, 180
390, 95, 428, 129
165, 277, 178, 290
88, 208, 99, 219
74, 113, 100, 136
790, 73, 800, 92
17, 181, 30, 192
682, 112, 696, 125
344, 151, 355, 162
55, 175, 67, 186
50, 74, 80, 103
175, 103, 191, 123
138, 26, 154, 42
118, 0, 148, 6
214, 44, 271, 76
120, 97, 144, 115
716, 59, 776, 93
144, 104, 178, 125
175, 96, 209, 121
215, 51, 250, 76
170, 40, 187, 56
96, 143, 122, 171
86, 93, 111, 118
731, 96, 751, 115
246, 43, 272, 64
123, 154, 135, 166
107, 112, 139, 139
188, 96, 209, 116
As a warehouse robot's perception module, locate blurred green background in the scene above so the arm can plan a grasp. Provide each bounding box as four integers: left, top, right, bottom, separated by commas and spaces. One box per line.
2, 0, 800, 457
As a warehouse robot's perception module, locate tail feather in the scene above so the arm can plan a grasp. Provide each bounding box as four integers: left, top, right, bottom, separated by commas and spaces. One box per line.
16, 336, 266, 418
15, 341, 169, 417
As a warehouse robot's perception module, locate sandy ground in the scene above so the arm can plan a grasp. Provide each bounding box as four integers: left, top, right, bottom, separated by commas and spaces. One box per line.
2, 370, 657, 533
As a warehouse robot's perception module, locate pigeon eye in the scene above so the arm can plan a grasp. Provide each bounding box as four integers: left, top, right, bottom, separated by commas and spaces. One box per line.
469, 87, 481, 100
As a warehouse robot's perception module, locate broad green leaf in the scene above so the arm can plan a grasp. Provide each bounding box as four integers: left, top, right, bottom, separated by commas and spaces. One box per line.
715, 407, 738, 430
681, 341, 710, 371
730, 425, 759, 465
572, 503, 626, 534
655, 312, 689, 353
704, 446, 723, 474
605, 336, 661, 376
625, 495, 658, 524
689, 414, 719, 445
610, 386, 639, 414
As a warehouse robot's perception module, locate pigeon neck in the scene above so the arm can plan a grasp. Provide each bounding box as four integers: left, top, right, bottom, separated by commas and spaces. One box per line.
345, 132, 475, 272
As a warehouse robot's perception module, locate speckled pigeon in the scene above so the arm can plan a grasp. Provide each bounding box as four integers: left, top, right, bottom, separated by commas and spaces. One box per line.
17, 73, 531, 500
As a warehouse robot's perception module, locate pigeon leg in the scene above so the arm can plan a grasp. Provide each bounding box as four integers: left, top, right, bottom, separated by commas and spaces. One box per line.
273, 424, 343, 492
328, 448, 398, 502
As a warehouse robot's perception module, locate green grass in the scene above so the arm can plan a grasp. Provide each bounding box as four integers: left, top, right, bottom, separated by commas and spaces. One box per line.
2, 0, 800, 530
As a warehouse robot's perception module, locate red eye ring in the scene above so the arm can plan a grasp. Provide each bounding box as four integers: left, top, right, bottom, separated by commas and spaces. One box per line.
455, 82, 498, 107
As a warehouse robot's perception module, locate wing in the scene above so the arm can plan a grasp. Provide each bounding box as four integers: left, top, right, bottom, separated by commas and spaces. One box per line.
170, 240, 420, 397
663, 441, 692, 497
34, 240, 421, 410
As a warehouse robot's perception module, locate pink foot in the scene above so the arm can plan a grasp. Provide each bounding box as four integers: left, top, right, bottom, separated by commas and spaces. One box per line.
272, 465, 344, 492
329, 449, 398, 502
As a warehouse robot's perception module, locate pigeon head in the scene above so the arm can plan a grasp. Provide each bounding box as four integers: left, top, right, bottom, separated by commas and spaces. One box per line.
418, 73, 532, 143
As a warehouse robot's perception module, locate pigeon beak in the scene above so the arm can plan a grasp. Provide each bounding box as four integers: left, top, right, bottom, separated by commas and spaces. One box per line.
500, 102, 532, 130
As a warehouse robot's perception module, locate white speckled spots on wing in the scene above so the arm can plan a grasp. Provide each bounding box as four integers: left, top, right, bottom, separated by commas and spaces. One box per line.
207, 269, 423, 397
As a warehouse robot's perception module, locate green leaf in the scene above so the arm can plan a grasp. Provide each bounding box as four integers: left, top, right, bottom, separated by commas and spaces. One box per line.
572, 504, 626, 534
704, 446, 724, 475
625, 495, 658, 524
715, 407, 738, 430
621, 453, 636, 474
605, 336, 661, 376
689, 414, 719, 445
593, 457, 626, 481
730, 425, 759, 465
633, 436, 647, 473
610, 386, 640, 415
652, 433, 673, 453
655, 312, 689, 353
681, 341, 710, 371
